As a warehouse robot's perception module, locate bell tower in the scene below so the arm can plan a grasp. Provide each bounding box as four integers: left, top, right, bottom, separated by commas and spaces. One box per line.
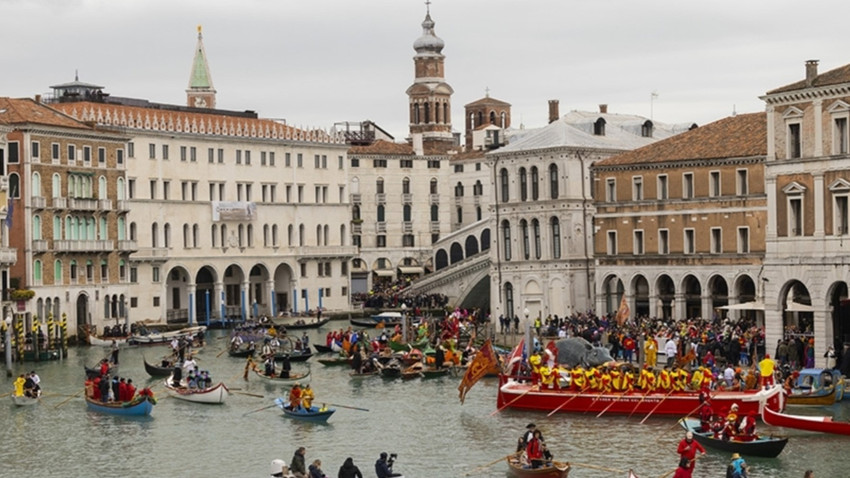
406, 2, 454, 154
186, 25, 216, 109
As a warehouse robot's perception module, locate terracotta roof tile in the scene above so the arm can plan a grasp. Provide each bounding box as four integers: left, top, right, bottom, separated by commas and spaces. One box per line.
348, 140, 414, 155
767, 63, 850, 94
0, 97, 90, 130
594, 112, 766, 168
464, 96, 512, 108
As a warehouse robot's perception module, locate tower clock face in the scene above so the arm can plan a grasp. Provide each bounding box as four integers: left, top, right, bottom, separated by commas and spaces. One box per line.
194, 97, 207, 107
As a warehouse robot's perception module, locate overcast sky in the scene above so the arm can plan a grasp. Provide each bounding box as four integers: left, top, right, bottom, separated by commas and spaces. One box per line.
2, 0, 848, 138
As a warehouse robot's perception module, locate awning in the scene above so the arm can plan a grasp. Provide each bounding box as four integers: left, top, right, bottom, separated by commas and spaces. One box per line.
718, 301, 765, 311
373, 270, 394, 277
398, 266, 424, 275
786, 301, 815, 312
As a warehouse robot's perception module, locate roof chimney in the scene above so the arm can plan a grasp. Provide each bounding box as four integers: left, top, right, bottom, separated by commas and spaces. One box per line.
34, 94, 41, 104
548, 100, 559, 124
805, 60, 819, 87
599, 104, 608, 114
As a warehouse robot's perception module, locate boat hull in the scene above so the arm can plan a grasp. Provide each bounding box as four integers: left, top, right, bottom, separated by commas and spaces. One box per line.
164, 381, 229, 404
87, 334, 129, 346
679, 418, 788, 457
507, 455, 570, 478
496, 376, 784, 416
274, 398, 335, 422
253, 370, 311, 384
85, 396, 154, 416
11, 394, 40, 406
273, 317, 331, 330
274, 350, 312, 362
786, 387, 836, 406
317, 357, 350, 367
762, 405, 850, 436
128, 326, 206, 346
144, 359, 174, 377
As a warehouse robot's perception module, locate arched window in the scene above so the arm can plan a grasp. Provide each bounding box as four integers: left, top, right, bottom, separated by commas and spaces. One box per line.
532, 219, 541, 259
489, 111, 496, 124
435, 101, 441, 123
505, 282, 514, 320
87, 217, 95, 239
264, 225, 270, 247
32, 215, 41, 240
501, 220, 512, 261
414, 104, 420, 124
443, 104, 448, 125
193, 224, 199, 248
32, 172, 41, 197
424, 103, 430, 123
53, 216, 61, 240
403, 205, 412, 222
54, 260, 63, 284
211, 224, 217, 247
299, 224, 305, 246
221, 224, 227, 247
549, 163, 559, 199
117, 178, 125, 200
500, 168, 509, 202
476, 206, 482, 221
100, 217, 108, 240
469, 112, 475, 129
594, 117, 606, 136
8, 173, 20, 198
339, 224, 345, 246
430, 204, 439, 222
352, 205, 361, 220
152, 223, 159, 248
551, 217, 561, 259
164, 223, 171, 248
376, 178, 384, 194
500, 111, 507, 128
402, 178, 410, 194
377, 205, 385, 222
65, 216, 73, 240
288, 225, 293, 246
34, 260, 42, 284
98, 175, 107, 199
519, 168, 527, 201
238, 224, 244, 247
477, 111, 484, 127
247, 224, 253, 247
183, 224, 190, 248
316, 225, 322, 246
323, 225, 329, 245
520, 219, 530, 260
455, 182, 464, 197
273, 225, 279, 246
430, 178, 438, 194
52, 173, 61, 198
531, 166, 539, 200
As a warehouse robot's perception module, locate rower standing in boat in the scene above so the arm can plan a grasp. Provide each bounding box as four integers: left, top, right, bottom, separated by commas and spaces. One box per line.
526, 429, 545, 469
110, 340, 120, 365
288, 383, 303, 410
676, 431, 705, 475
280, 353, 292, 378
301, 384, 314, 409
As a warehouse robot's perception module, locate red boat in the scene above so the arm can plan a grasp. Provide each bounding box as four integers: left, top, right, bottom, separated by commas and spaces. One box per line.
761, 405, 850, 436
496, 375, 784, 417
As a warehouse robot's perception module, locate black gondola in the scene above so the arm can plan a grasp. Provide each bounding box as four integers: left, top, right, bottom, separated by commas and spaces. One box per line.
273, 349, 313, 362
143, 359, 175, 377
228, 348, 256, 358
273, 317, 331, 330
313, 344, 335, 354
679, 417, 788, 458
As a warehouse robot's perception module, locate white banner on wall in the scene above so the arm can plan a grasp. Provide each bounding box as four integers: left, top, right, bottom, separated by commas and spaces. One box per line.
211, 201, 257, 221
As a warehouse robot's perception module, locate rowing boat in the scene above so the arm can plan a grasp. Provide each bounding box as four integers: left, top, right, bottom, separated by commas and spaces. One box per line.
11, 392, 40, 406
128, 325, 206, 346
762, 405, 850, 436
85, 395, 155, 416
143, 359, 175, 377
317, 357, 351, 367
253, 369, 311, 383
679, 417, 788, 457
507, 454, 570, 478
164, 379, 229, 404
274, 398, 335, 422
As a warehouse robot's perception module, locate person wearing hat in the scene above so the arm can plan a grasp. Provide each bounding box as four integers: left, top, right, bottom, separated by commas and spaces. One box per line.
676, 431, 705, 474
728, 452, 748, 478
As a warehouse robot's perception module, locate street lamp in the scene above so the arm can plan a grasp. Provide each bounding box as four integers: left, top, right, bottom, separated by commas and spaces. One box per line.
4, 313, 12, 377
400, 303, 408, 342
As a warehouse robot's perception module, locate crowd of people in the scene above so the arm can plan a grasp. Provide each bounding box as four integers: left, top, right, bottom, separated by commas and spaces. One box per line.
269, 447, 398, 478
12, 371, 41, 398
84, 359, 139, 403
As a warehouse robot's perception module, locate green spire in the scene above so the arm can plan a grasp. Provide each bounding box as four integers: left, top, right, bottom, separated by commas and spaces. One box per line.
188, 25, 215, 90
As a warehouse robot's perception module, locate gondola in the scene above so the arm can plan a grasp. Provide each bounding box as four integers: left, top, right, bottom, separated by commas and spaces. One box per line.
789, 368, 845, 402
762, 405, 850, 436
274, 349, 312, 362
228, 347, 256, 358
317, 357, 351, 367
678, 417, 788, 457
786, 386, 837, 406
313, 344, 335, 354
127, 325, 206, 346
85, 363, 117, 378
349, 370, 379, 378
507, 454, 570, 478
164, 377, 229, 404
143, 358, 175, 377
273, 398, 335, 422
84, 395, 155, 416
252, 369, 311, 383
274, 317, 331, 330
421, 367, 451, 379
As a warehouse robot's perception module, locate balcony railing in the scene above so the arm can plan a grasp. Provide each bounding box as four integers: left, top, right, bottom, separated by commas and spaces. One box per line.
351, 223, 362, 234
376, 222, 387, 233
0, 247, 16, 265
350, 193, 362, 204
402, 193, 413, 204
116, 200, 130, 211
31, 240, 48, 253
375, 193, 386, 204
54, 240, 113, 252
53, 197, 67, 209
132, 247, 169, 262
296, 245, 359, 258
430, 193, 440, 204
117, 240, 138, 252
98, 199, 113, 211
69, 197, 98, 211
430, 221, 441, 233
31, 196, 47, 209
402, 222, 413, 233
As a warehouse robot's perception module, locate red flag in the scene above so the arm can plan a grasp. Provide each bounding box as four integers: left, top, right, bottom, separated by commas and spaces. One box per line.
615, 295, 630, 326
458, 340, 499, 404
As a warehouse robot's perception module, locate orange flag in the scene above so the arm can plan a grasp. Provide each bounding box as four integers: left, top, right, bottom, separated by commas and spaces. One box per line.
615, 295, 630, 326
458, 339, 498, 404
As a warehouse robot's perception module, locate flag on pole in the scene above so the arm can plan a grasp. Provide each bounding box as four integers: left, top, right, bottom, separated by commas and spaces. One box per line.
615, 294, 630, 326
458, 339, 499, 404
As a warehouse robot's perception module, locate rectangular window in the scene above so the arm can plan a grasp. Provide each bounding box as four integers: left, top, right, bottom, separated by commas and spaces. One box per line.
162, 180, 170, 200
236, 150, 242, 164
341, 261, 348, 275
710, 227, 722, 253
152, 266, 160, 283
83, 146, 91, 163
67, 144, 76, 163
98, 147, 106, 164
237, 184, 244, 202
789, 197, 803, 236
633, 230, 644, 255
322, 155, 327, 168
373, 159, 387, 168
100, 261, 108, 281
181, 182, 188, 201
632, 176, 643, 201
117, 149, 124, 165
218, 148, 224, 163
285, 152, 291, 167
684, 229, 695, 254
286, 185, 292, 203
128, 142, 135, 158
658, 229, 669, 255
652, 175, 666, 201
788, 123, 802, 158
149, 143, 156, 159
31, 141, 40, 160
261, 151, 267, 166
300, 263, 307, 278
836, 195, 849, 235
163, 145, 171, 160
399, 159, 413, 168
606, 178, 616, 202
338, 155, 343, 169
190, 147, 197, 162
208, 148, 215, 163
7, 141, 19, 163
153, 297, 160, 307
297, 185, 304, 203
427, 160, 440, 168
315, 154, 320, 168
606, 230, 617, 255
683, 173, 694, 199
737, 227, 750, 253
245, 184, 252, 202
376, 235, 387, 248
52, 143, 60, 161
351, 158, 360, 168
128, 179, 136, 199
835, 117, 849, 154
736, 169, 748, 196
129, 267, 137, 283
297, 153, 303, 168
454, 164, 464, 173
269, 152, 275, 166
709, 171, 720, 197
149, 180, 157, 199
244, 150, 250, 165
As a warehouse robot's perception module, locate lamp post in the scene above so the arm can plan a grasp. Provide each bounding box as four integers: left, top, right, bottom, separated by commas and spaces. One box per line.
4, 313, 12, 377
401, 303, 408, 343
523, 307, 531, 358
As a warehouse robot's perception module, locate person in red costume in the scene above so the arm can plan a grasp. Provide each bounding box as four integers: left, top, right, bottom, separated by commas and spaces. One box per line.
676, 431, 706, 474
525, 429, 544, 469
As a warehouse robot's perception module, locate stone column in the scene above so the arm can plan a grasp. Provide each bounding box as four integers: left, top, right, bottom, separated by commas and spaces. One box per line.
187, 283, 196, 326
214, 282, 224, 320
814, 174, 825, 237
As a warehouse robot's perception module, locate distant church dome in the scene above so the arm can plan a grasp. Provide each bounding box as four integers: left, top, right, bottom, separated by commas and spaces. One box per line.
413, 13, 444, 53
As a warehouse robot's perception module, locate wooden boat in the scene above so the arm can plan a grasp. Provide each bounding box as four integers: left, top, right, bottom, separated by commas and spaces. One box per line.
786, 385, 837, 406
789, 368, 845, 402
87, 333, 130, 347
387, 337, 428, 353
349, 370, 379, 378
11, 392, 40, 406
274, 349, 312, 362
350, 311, 402, 328
164, 379, 229, 404
317, 356, 351, 367
128, 325, 206, 346
762, 405, 850, 436
274, 398, 335, 422
421, 367, 451, 379
85, 363, 117, 378
274, 317, 331, 330
228, 347, 256, 358
253, 369, 311, 383
496, 375, 785, 416
313, 344, 335, 354
507, 454, 570, 478
401, 363, 423, 380
85, 395, 155, 416
143, 358, 175, 377
679, 417, 788, 457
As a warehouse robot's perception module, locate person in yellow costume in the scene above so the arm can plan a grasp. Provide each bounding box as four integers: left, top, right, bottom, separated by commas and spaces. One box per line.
585, 368, 600, 390
610, 368, 624, 392
690, 367, 705, 390
758, 354, 776, 388
539, 364, 555, 389
600, 367, 613, 392
529, 353, 543, 385
657, 367, 672, 391
623, 368, 636, 392
570, 366, 586, 391
13, 374, 25, 397
673, 367, 689, 392
301, 384, 315, 409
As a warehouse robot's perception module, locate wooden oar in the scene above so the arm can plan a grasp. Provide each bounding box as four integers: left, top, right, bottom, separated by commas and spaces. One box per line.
0, 391, 12, 399
325, 402, 369, 412
216, 348, 229, 358
640, 389, 675, 424
231, 390, 264, 398
54, 389, 85, 409
463, 452, 519, 476
490, 385, 535, 416
627, 388, 655, 418
596, 390, 630, 418
667, 393, 714, 430
243, 403, 278, 416
582, 389, 609, 414
546, 386, 589, 417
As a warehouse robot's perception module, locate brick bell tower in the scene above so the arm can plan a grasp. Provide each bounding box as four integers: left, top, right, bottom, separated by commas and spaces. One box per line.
406, 2, 454, 154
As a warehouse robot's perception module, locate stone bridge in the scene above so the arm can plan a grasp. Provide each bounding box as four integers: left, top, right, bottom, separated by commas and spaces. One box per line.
404, 219, 491, 309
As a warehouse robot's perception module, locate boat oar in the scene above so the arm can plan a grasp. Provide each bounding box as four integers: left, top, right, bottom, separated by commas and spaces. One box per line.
571, 462, 626, 474
216, 348, 229, 358
490, 385, 535, 416
582, 389, 608, 414
463, 452, 519, 476
596, 390, 630, 418
546, 386, 589, 417
325, 402, 369, 412
243, 403, 278, 416
640, 389, 675, 424
0, 391, 12, 399
231, 390, 264, 399
627, 389, 654, 418
667, 393, 715, 429
54, 389, 85, 409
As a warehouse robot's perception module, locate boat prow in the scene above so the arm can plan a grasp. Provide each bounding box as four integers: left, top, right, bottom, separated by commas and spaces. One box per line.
762, 405, 850, 436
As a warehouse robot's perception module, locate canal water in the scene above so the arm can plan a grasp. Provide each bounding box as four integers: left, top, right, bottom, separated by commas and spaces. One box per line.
2, 322, 848, 478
